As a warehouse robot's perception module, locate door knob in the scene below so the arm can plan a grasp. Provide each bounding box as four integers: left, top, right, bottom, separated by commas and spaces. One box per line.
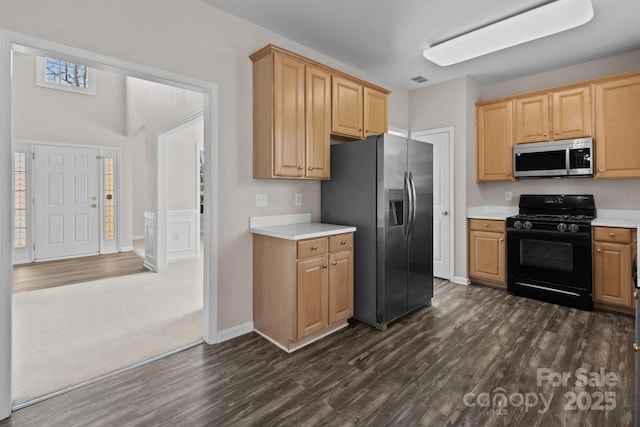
298, 166, 303, 170
442, 210, 448, 216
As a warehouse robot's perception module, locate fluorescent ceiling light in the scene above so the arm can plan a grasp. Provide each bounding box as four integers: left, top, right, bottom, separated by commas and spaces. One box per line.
423, 0, 594, 66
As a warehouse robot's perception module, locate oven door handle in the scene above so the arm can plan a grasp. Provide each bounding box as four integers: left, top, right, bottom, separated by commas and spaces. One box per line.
506, 229, 591, 239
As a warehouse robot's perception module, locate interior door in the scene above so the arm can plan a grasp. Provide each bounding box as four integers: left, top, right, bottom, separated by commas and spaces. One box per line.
407, 138, 433, 308
414, 130, 451, 280
34, 145, 100, 260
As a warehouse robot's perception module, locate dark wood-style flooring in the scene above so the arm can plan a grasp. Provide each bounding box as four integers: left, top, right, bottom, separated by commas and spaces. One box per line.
0, 280, 634, 426
13, 251, 149, 293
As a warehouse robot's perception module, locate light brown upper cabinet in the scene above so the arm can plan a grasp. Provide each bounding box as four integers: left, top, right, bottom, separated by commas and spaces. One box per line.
594, 74, 640, 179
332, 77, 389, 140
250, 45, 389, 179
332, 76, 363, 139
364, 87, 388, 137
251, 48, 330, 179
515, 85, 592, 144
476, 100, 514, 182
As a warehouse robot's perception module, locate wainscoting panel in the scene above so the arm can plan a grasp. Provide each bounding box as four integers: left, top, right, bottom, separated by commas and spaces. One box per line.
167, 210, 199, 261
143, 211, 157, 271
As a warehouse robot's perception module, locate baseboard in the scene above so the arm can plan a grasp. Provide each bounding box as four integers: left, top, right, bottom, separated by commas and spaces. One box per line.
132, 235, 145, 241
453, 276, 471, 285
216, 321, 254, 343
119, 246, 134, 252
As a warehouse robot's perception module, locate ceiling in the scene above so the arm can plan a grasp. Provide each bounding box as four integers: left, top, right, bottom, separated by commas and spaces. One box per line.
201, 0, 640, 90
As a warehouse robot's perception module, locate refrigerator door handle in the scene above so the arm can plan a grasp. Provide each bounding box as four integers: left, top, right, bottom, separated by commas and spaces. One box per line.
403, 171, 411, 242
407, 172, 417, 241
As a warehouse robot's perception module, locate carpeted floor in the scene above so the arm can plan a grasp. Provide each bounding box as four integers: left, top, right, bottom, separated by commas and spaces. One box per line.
12, 252, 203, 405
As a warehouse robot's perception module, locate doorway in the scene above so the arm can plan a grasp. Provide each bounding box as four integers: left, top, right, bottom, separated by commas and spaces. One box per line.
412, 127, 454, 280
0, 30, 219, 417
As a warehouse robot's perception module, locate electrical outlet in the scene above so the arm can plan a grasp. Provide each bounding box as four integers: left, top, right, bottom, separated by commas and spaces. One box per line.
294, 193, 302, 206
505, 191, 512, 201
255, 194, 268, 208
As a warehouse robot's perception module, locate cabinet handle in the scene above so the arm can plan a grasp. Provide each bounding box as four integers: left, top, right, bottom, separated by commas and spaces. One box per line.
634, 343, 640, 352
359, 128, 363, 132
596, 248, 602, 252
554, 131, 559, 136
308, 167, 314, 171
298, 166, 304, 170
341, 240, 346, 245
483, 223, 488, 228
332, 261, 338, 265
312, 245, 318, 251
609, 233, 615, 237
598, 168, 603, 173
322, 264, 328, 269
543, 133, 547, 137
499, 239, 504, 242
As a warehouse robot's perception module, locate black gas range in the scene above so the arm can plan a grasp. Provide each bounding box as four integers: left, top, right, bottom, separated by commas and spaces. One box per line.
506, 195, 596, 310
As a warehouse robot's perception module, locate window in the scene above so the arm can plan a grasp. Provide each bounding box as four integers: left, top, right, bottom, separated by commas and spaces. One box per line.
104, 157, 115, 240
35, 56, 96, 95
14, 153, 27, 249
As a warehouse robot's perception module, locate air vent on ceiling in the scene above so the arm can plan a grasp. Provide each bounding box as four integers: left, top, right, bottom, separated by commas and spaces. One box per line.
411, 76, 428, 83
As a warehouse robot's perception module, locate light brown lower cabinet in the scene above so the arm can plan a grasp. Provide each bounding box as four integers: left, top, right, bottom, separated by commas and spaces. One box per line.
468, 219, 506, 289
592, 226, 637, 314
253, 233, 353, 352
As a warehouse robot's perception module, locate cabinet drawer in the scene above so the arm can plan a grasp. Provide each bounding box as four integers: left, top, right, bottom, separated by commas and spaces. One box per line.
469, 219, 505, 233
593, 227, 632, 243
298, 237, 328, 259
329, 233, 353, 253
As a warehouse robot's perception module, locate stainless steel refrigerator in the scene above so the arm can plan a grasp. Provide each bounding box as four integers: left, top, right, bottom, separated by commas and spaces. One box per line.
321, 133, 433, 330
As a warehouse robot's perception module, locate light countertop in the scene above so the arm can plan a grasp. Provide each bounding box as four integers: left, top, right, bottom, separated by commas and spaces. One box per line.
249, 213, 356, 241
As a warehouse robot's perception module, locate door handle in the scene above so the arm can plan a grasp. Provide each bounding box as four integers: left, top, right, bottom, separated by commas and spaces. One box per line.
442, 210, 448, 216
407, 172, 417, 242
403, 172, 410, 243
91, 203, 97, 208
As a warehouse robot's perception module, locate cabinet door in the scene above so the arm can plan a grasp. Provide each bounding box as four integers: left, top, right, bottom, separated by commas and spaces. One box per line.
364, 87, 388, 137
469, 230, 505, 286
297, 255, 329, 340
595, 75, 640, 179
332, 76, 363, 139
305, 65, 331, 179
593, 241, 633, 309
329, 251, 353, 324
551, 86, 592, 140
273, 53, 305, 177
515, 94, 550, 143
476, 100, 514, 182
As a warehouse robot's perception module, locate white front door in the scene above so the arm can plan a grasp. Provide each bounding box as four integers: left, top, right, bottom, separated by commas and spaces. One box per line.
413, 129, 452, 280
34, 144, 100, 260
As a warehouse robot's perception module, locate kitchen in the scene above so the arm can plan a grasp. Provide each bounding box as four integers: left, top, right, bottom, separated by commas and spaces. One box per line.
1, 0, 640, 425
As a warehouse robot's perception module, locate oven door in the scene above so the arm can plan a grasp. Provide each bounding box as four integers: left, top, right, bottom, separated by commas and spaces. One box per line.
507, 228, 593, 309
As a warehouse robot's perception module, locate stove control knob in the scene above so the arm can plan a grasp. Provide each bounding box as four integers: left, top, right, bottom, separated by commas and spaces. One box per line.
523, 221, 532, 230
513, 221, 522, 229
557, 223, 568, 232
568, 224, 579, 233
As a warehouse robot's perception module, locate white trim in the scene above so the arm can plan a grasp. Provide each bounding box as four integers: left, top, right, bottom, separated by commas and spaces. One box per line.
120, 246, 134, 252
131, 235, 145, 241
411, 126, 455, 282
143, 211, 158, 272
387, 126, 408, 137
0, 29, 220, 417
254, 321, 349, 353
0, 31, 13, 421
35, 55, 97, 96
157, 111, 204, 272
216, 322, 255, 343
453, 276, 471, 286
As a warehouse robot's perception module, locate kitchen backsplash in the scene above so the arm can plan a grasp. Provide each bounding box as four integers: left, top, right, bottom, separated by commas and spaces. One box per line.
468, 177, 640, 210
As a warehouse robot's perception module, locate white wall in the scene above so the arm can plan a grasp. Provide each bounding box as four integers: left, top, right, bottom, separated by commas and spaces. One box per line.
409, 76, 481, 283
11, 54, 135, 248
167, 120, 202, 212
0, 0, 409, 331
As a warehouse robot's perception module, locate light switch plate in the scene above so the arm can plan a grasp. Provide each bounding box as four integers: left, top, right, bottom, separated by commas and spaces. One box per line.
256, 194, 268, 207
505, 191, 512, 201
294, 193, 302, 206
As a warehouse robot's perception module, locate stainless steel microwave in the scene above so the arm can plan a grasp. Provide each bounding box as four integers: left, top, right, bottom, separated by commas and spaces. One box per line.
513, 138, 593, 178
